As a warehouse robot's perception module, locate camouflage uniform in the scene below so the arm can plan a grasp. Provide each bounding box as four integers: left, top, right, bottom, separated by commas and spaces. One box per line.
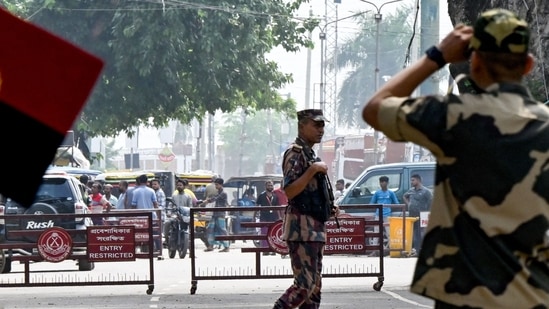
274, 128, 327, 307
377, 10, 549, 308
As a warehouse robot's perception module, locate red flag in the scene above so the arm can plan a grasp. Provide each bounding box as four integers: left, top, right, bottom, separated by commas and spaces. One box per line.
0, 8, 104, 206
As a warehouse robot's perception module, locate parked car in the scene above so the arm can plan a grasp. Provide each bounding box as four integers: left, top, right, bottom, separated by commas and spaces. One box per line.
1, 173, 94, 273
336, 161, 435, 215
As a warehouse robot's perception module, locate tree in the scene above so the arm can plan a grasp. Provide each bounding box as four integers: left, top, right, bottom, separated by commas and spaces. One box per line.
1, 0, 315, 137
447, 1, 549, 102
217, 109, 295, 176
332, 6, 414, 129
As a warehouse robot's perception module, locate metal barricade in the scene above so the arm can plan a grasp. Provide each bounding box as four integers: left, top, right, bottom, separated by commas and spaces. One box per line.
0, 210, 161, 294
188, 204, 386, 294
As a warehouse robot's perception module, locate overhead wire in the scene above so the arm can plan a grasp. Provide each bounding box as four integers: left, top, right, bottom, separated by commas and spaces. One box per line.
402, 0, 420, 69
51, 0, 311, 24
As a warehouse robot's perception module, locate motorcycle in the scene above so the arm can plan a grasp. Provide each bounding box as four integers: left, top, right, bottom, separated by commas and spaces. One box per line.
165, 200, 190, 259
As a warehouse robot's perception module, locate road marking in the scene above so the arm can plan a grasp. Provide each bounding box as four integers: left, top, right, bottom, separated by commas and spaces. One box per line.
159, 304, 274, 308
150, 296, 160, 301
382, 289, 431, 308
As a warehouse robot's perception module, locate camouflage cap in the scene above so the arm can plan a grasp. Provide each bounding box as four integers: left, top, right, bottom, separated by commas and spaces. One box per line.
469, 9, 529, 54
297, 109, 329, 122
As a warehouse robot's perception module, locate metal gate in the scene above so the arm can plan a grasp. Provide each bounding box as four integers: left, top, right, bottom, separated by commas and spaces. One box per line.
188, 204, 391, 294
0, 210, 161, 294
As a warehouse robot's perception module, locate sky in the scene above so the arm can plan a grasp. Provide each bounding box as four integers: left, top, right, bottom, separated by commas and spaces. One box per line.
272, 0, 453, 110
119, 0, 453, 150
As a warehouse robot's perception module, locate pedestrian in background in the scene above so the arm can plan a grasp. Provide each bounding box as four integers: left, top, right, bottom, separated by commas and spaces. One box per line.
370, 175, 399, 256
79, 174, 91, 205
273, 183, 288, 221
362, 8, 549, 308
89, 182, 111, 225
131, 174, 159, 255
333, 179, 345, 200
151, 178, 166, 260
203, 178, 230, 253
402, 174, 432, 255
103, 184, 118, 208
256, 180, 280, 255
125, 177, 138, 210
273, 109, 339, 309
204, 175, 218, 202
116, 180, 128, 210
165, 179, 193, 247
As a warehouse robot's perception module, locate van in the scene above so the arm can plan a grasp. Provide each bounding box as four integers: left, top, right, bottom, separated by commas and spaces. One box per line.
336, 162, 435, 214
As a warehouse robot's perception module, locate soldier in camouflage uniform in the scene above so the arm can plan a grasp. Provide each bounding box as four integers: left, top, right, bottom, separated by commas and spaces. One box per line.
273, 109, 339, 309
363, 9, 549, 308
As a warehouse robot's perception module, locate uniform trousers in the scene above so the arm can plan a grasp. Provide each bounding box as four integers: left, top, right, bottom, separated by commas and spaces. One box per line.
273, 241, 324, 309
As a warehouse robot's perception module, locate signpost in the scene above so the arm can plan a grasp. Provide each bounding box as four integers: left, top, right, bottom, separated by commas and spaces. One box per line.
87, 226, 136, 262
267, 218, 367, 255
325, 218, 366, 254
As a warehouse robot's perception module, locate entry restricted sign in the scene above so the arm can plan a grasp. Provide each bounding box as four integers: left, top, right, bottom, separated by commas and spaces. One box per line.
324, 218, 366, 254
87, 226, 135, 262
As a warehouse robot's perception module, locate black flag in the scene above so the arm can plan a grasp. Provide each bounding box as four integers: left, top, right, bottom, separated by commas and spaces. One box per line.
0, 8, 104, 206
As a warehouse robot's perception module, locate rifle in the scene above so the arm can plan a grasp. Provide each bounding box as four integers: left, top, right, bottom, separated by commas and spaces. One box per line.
313, 157, 340, 228
295, 140, 340, 227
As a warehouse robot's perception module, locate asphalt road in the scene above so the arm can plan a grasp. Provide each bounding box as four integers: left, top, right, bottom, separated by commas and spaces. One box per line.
0, 241, 434, 308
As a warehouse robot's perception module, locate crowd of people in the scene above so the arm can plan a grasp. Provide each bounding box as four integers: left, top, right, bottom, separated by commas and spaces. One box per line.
79, 172, 291, 259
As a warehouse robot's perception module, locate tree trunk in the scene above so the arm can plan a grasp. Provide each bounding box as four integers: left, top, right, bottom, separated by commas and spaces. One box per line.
446, 0, 549, 101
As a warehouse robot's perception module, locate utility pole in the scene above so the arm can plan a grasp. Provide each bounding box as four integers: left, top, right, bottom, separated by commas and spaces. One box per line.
419, 0, 440, 96
305, 7, 313, 110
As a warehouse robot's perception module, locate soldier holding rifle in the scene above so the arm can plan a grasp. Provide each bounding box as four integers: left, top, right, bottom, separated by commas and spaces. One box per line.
272, 109, 339, 309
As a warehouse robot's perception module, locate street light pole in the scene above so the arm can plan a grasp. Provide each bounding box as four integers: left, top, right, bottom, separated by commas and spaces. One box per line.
360, 0, 403, 165
374, 12, 381, 92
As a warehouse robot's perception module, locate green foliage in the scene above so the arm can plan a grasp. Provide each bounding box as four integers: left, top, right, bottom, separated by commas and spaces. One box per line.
333, 5, 414, 129
218, 109, 296, 176
1, 0, 310, 137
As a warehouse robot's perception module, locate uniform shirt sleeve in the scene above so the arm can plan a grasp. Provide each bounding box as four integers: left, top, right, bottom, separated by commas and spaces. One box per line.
378, 95, 450, 157
282, 148, 306, 190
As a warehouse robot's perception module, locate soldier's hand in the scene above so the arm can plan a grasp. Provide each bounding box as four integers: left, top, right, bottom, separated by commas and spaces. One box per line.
331, 205, 340, 217
438, 23, 474, 63
311, 161, 328, 174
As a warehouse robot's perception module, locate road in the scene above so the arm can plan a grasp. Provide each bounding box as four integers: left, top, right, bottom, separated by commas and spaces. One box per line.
0, 241, 434, 308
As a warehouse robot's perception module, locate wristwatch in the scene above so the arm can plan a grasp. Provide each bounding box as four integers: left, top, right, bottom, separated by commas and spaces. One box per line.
425, 45, 446, 69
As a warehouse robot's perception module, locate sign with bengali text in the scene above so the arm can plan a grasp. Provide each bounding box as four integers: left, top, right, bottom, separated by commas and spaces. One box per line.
420, 211, 430, 228
118, 217, 149, 241
87, 226, 135, 262
324, 218, 366, 254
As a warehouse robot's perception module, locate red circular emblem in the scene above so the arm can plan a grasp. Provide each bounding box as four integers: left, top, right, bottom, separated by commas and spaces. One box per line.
37, 227, 73, 263
267, 220, 289, 255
